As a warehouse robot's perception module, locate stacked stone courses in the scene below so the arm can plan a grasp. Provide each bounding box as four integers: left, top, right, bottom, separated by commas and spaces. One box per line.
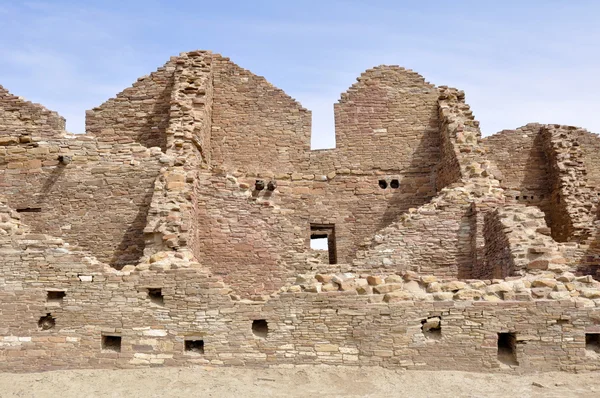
2, 50, 600, 373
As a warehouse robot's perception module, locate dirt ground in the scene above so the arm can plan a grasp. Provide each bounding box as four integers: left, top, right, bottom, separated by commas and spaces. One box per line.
0, 365, 599, 398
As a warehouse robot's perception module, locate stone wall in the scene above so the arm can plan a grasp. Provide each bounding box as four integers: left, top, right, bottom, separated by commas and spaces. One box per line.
334, 66, 440, 174
483, 124, 552, 221
541, 125, 595, 243
0, 85, 65, 142
2, 214, 600, 373
210, 56, 311, 174
85, 59, 176, 151
3, 50, 600, 374
0, 137, 162, 267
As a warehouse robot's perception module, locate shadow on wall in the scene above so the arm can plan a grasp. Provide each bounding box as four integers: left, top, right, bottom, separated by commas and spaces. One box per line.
580, 205, 600, 280
521, 130, 552, 228
376, 119, 439, 232
141, 78, 172, 152
109, 189, 155, 269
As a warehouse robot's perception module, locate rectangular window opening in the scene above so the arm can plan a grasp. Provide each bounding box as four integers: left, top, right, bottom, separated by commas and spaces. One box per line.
147, 288, 164, 306
310, 224, 337, 264
46, 290, 66, 303
101, 335, 122, 353
497, 332, 518, 366
421, 317, 441, 340
184, 339, 204, 355
585, 333, 600, 354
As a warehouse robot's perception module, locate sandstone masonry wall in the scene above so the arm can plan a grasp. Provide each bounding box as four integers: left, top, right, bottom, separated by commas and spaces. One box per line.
0, 137, 162, 267
3, 50, 600, 374
210, 56, 311, 174
86, 60, 176, 151
0, 85, 65, 142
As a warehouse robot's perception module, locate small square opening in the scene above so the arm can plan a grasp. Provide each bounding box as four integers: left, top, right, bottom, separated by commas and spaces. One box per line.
47, 290, 66, 303
421, 317, 441, 340
184, 339, 204, 355
147, 288, 164, 306
252, 319, 268, 338
38, 313, 56, 330
585, 333, 600, 354
101, 335, 122, 353
497, 332, 518, 365
310, 224, 337, 264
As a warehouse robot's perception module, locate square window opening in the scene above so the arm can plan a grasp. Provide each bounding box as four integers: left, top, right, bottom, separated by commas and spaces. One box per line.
47, 290, 66, 303
252, 319, 268, 338
421, 317, 441, 340
310, 224, 337, 264
497, 332, 518, 365
147, 288, 164, 306
184, 339, 204, 355
585, 333, 600, 353
101, 335, 121, 353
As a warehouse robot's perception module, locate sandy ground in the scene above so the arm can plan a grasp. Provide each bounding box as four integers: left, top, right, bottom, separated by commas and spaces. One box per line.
0, 365, 599, 398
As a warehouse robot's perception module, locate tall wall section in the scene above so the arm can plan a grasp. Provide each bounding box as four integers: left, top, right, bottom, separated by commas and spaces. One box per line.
85, 59, 176, 151
334, 66, 440, 174
210, 56, 312, 173
483, 124, 551, 214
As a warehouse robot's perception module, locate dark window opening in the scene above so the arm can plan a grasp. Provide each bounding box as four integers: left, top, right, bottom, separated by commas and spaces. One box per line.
102, 335, 122, 352
497, 332, 518, 365
47, 290, 66, 303
147, 288, 164, 306
378, 179, 387, 189
16, 207, 41, 213
515, 196, 519, 200
390, 179, 400, 189
586, 333, 600, 353
421, 317, 441, 340
252, 319, 269, 338
184, 339, 204, 355
310, 224, 337, 264
38, 313, 55, 330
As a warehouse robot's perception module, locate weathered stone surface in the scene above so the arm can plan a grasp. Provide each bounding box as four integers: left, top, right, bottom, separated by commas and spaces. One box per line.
1, 51, 600, 375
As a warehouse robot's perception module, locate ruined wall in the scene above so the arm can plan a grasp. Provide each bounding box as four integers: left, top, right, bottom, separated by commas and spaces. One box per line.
334, 66, 440, 174
85, 59, 176, 151
483, 125, 551, 215
0, 138, 162, 267
541, 126, 595, 243
0, 85, 65, 142
573, 129, 600, 193
210, 56, 311, 173
482, 206, 566, 279
2, 213, 600, 373
143, 51, 214, 261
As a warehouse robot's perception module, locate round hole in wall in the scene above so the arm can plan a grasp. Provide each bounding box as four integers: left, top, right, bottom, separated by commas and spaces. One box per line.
390, 179, 400, 189
378, 180, 388, 189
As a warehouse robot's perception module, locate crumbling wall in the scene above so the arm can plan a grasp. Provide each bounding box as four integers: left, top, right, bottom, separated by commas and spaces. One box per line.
0, 138, 162, 267
573, 129, 600, 193
0, 85, 65, 142
483, 125, 552, 217
85, 59, 176, 151
1, 205, 600, 373
210, 56, 311, 173
143, 51, 213, 261
482, 205, 566, 279
541, 125, 595, 242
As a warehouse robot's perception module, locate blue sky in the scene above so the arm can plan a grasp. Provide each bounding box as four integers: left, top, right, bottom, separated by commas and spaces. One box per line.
1, 0, 599, 148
